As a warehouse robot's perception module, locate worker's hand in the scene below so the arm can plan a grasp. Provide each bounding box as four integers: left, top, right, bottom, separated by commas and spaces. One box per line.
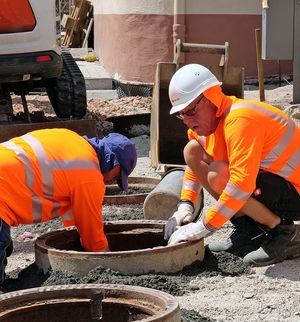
164, 202, 194, 240
168, 220, 211, 246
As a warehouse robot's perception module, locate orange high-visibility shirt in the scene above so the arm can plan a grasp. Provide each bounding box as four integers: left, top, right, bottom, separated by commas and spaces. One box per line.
183, 97, 300, 230
0, 128, 108, 252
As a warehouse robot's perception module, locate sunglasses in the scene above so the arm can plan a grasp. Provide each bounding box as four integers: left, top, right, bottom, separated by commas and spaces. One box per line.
175, 95, 204, 120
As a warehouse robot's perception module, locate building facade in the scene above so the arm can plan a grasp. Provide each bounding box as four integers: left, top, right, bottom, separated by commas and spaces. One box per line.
93, 0, 292, 83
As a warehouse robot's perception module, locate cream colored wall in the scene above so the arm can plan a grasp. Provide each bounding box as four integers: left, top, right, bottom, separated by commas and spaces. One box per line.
93, 0, 174, 15
93, 0, 261, 15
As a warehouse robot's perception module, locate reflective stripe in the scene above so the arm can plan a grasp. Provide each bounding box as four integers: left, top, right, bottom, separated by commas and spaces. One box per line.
2, 133, 98, 223
32, 196, 43, 222
52, 201, 61, 219
1, 140, 42, 222
61, 209, 74, 222
1, 141, 34, 190
213, 182, 251, 221
231, 103, 289, 126
22, 133, 53, 198
224, 183, 251, 202
214, 200, 236, 219
22, 133, 99, 220
50, 159, 99, 171
182, 179, 202, 193
261, 118, 296, 168
231, 102, 299, 181
278, 148, 300, 178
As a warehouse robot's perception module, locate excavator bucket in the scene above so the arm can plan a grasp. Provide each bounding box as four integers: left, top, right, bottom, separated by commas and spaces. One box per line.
150, 40, 244, 173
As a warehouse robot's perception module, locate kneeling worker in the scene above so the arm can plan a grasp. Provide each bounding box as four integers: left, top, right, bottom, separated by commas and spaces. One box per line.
166, 63, 300, 267
0, 128, 137, 293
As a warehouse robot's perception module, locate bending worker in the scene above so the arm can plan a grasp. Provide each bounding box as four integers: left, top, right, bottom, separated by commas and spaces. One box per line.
0, 128, 137, 292
165, 63, 300, 266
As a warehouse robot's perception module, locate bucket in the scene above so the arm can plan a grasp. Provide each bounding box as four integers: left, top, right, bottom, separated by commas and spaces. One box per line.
143, 168, 204, 220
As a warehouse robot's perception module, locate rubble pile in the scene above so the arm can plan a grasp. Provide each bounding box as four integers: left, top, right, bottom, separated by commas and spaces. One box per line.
11, 95, 152, 137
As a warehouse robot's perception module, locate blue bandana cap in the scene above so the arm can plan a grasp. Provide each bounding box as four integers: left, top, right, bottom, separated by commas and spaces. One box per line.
84, 133, 137, 192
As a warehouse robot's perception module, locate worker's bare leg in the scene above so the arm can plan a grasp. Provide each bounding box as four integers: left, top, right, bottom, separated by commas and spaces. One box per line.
184, 140, 300, 265
184, 141, 268, 257
183, 139, 218, 200
183, 140, 280, 228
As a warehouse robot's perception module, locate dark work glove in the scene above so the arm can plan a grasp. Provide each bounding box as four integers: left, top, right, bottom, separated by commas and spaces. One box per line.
164, 217, 177, 241
163, 202, 195, 241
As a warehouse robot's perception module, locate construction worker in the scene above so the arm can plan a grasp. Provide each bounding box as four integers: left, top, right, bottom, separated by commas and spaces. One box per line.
0, 128, 137, 292
165, 63, 300, 267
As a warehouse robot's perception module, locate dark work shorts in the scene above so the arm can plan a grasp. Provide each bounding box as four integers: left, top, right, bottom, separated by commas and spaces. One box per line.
252, 171, 300, 220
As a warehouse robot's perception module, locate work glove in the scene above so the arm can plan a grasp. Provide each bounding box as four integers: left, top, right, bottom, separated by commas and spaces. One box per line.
168, 220, 212, 246
164, 202, 195, 240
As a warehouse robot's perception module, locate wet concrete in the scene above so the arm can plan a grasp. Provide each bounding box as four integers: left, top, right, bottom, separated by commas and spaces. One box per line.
4, 249, 251, 321
181, 309, 216, 322
103, 204, 144, 221
6, 203, 252, 322
5, 248, 252, 294
105, 186, 153, 196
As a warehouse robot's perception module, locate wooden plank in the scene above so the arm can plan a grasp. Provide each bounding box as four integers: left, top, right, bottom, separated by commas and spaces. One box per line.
62, 0, 92, 47
0, 119, 97, 143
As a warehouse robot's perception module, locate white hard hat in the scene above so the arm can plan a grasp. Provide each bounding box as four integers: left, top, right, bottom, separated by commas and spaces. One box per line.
169, 64, 222, 115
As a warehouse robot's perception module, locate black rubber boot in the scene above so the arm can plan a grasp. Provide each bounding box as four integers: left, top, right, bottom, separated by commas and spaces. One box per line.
243, 221, 300, 266
208, 216, 267, 257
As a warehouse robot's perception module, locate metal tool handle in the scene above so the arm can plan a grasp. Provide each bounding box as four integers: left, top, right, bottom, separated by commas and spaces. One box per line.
174, 39, 229, 77
90, 290, 104, 320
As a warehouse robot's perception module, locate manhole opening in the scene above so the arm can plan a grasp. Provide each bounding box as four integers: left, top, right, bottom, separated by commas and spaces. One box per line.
1, 301, 153, 322
45, 227, 167, 252
105, 184, 154, 196
104, 177, 160, 205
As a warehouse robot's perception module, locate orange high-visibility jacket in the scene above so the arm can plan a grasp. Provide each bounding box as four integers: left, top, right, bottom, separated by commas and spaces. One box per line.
181, 96, 300, 231
0, 128, 108, 252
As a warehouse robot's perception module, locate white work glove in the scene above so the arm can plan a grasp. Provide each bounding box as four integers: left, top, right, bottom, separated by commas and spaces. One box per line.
164, 202, 195, 240
168, 220, 211, 246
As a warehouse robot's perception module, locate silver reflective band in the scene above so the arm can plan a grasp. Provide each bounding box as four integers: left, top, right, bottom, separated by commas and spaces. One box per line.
230, 102, 300, 181
1, 140, 42, 222
278, 148, 300, 178
182, 180, 203, 193
224, 182, 251, 202
261, 118, 296, 168
61, 209, 74, 222
1, 133, 100, 223
214, 199, 236, 220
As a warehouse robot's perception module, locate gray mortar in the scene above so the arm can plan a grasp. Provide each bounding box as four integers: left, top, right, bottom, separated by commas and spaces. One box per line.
105, 186, 153, 196
6, 204, 252, 322
4, 249, 251, 321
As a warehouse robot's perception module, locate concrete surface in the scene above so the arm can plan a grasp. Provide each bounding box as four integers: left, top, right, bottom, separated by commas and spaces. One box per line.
71, 48, 118, 100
